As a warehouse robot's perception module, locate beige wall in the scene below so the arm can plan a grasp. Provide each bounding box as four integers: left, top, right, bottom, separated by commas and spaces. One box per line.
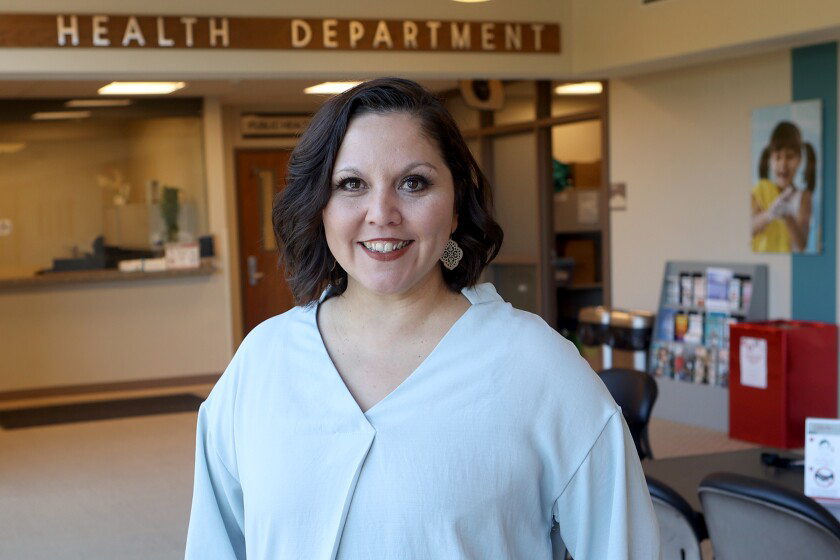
609, 50, 793, 317
570, 0, 840, 76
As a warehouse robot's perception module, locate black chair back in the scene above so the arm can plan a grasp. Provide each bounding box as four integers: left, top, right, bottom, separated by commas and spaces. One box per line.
698, 472, 840, 559
598, 367, 658, 460
647, 475, 706, 560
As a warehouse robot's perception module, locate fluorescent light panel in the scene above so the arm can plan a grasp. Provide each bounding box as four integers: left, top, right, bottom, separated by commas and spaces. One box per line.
304, 81, 363, 95
452, 0, 492, 3
66, 99, 133, 107
554, 82, 603, 95
31, 111, 92, 120
98, 82, 186, 95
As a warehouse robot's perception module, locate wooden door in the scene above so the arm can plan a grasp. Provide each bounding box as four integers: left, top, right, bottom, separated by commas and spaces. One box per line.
235, 150, 295, 335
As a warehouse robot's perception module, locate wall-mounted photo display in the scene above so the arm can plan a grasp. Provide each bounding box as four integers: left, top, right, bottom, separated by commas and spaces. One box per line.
751, 100, 822, 254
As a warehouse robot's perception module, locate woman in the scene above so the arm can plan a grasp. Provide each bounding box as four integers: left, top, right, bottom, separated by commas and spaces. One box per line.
186, 78, 658, 559
751, 120, 816, 253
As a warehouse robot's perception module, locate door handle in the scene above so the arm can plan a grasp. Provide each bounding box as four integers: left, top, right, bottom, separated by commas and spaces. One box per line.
247, 256, 264, 286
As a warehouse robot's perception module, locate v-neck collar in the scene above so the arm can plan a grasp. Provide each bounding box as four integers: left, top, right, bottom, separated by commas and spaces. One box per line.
311, 285, 494, 419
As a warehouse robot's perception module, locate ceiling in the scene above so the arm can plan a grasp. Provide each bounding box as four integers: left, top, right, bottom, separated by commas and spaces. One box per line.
0, 78, 460, 108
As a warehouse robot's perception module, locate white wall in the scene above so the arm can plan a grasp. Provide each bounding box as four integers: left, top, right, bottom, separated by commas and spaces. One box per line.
609, 50, 793, 318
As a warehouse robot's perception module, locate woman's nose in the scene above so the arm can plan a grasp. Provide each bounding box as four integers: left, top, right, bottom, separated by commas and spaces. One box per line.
366, 187, 402, 226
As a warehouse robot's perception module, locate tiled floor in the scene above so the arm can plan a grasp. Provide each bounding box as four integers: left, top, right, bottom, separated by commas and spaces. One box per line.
0, 386, 751, 559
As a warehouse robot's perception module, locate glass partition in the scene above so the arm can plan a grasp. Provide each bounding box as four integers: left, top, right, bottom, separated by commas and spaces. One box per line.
0, 100, 206, 278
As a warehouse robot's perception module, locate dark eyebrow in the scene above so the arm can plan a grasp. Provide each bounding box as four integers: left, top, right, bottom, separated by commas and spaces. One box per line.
401, 161, 438, 174
333, 166, 363, 176
332, 161, 438, 177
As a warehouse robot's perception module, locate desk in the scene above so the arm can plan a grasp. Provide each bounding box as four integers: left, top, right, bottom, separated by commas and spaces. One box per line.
643, 447, 840, 520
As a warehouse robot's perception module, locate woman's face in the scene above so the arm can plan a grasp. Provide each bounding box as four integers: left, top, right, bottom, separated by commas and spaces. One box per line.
771, 147, 801, 188
323, 112, 458, 297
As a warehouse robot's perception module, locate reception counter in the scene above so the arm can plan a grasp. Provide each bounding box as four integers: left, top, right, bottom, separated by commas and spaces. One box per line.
0, 260, 216, 291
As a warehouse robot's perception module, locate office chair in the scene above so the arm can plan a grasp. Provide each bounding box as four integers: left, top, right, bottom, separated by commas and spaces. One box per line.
646, 475, 706, 560
598, 368, 658, 460
698, 472, 840, 559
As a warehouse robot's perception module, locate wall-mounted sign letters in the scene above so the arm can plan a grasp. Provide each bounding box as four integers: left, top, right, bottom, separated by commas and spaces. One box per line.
0, 14, 560, 54
240, 114, 312, 138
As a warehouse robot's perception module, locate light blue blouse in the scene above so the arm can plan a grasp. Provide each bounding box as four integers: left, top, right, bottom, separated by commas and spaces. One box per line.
185, 283, 659, 559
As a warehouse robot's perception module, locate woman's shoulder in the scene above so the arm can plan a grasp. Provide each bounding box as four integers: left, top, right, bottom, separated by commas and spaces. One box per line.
463, 283, 608, 391
205, 305, 316, 398
463, 283, 572, 348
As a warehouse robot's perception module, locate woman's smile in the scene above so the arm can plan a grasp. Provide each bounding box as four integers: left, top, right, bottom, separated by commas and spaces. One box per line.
359, 239, 414, 261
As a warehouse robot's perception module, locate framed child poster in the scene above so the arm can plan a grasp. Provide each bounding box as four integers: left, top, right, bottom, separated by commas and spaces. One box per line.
750, 100, 822, 254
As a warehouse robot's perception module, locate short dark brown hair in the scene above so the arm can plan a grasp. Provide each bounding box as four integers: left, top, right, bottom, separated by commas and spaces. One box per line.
273, 77, 503, 305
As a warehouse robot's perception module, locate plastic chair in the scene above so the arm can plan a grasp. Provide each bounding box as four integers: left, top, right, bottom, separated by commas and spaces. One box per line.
598, 368, 658, 460
646, 475, 706, 560
698, 472, 840, 559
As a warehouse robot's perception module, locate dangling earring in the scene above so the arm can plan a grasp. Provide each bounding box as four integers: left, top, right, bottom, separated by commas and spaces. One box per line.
440, 239, 463, 270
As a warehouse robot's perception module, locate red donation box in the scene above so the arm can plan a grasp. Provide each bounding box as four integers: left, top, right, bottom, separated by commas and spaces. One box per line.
729, 321, 838, 448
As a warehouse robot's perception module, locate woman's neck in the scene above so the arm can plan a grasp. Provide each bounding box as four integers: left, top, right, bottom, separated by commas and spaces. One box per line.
328, 274, 466, 337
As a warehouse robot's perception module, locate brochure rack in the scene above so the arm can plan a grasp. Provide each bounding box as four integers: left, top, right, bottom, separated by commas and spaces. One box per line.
649, 261, 768, 431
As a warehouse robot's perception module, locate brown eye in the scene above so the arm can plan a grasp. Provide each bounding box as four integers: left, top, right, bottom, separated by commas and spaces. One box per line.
402, 175, 429, 192
338, 177, 362, 191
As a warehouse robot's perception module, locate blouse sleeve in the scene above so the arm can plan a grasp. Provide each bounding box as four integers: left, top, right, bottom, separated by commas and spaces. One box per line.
184, 400, 246, 559
551, 410, 660, 559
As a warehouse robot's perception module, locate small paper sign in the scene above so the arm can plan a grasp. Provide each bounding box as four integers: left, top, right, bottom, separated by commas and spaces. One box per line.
805, 418, 840, 502
577, 191, 599, 224
165, 241, 200, 269
739, 336, 767, 389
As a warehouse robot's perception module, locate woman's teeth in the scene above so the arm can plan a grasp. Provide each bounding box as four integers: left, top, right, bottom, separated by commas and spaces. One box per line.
362, 240, 410, 253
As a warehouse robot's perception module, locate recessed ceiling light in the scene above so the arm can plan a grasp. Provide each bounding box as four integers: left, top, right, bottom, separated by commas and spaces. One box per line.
31, 111, 92, 120
554, 82, 603, 95
453, 0, 492, 3
66, 99, 133, 107
98, 82, 186, 95
0, 142, 26, 154
304, 82, 363, 95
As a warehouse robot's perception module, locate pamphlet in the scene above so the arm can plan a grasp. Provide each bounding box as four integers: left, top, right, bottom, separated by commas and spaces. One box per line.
704, 312, 727, 347
805, 418, 840, 502
684, 312, 704, 344
705, 267, 733, 312
657, 309, 676, 342
674, 313, 688, 341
